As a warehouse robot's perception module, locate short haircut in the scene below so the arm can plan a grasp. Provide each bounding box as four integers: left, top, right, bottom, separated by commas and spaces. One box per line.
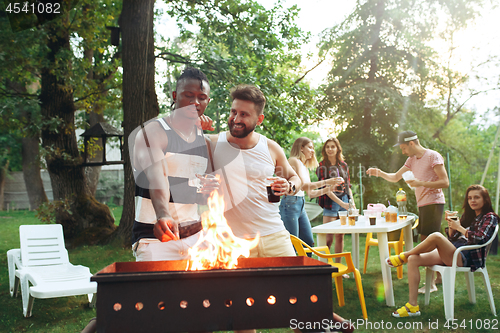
230, 84, 266, 115
176, 67, 209, 91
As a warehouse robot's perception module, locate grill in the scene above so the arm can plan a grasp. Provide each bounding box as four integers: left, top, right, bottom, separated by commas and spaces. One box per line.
91, 256, 338, 332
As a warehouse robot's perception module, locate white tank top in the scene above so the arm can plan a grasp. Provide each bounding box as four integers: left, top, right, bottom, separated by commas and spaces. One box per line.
213, 132, 285, 238
293, 161, 308, 197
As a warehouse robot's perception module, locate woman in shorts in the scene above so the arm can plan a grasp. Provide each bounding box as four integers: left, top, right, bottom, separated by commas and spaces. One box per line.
386, 184, 498, 317
279, 137, 343, 247
316, 138, 354, 267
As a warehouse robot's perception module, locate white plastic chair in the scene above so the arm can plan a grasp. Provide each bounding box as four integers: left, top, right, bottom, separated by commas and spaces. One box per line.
13, 224, 97, 317
7, 248, 22, 297
424, 224, 498, 320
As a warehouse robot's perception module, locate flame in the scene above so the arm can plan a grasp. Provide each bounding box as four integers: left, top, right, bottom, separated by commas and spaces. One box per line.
187, 190, 259, 270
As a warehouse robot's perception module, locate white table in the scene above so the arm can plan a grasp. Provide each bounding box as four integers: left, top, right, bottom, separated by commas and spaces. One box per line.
311, 216, 415, 306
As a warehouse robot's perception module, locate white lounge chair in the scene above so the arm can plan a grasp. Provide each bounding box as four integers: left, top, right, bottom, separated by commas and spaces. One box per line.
424, 224, 499, 320
7, 248, 21, 297
11, 224, 97, 317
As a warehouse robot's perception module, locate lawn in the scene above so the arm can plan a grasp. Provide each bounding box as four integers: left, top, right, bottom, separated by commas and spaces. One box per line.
0, 208, 498, 332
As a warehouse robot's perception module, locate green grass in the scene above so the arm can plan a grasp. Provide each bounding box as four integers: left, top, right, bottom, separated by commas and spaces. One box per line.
0, 209, 498, 332
0, 207, 132, 333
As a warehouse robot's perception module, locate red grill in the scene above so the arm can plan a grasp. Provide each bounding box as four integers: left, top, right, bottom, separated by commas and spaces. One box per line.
91, 256, 337, 332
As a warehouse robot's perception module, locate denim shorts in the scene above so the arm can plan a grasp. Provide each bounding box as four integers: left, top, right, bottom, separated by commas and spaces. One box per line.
323, 194, 349, 217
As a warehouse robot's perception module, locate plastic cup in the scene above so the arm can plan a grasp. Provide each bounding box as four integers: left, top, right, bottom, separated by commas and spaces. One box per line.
339, 211, 347, 225
402, 171, 416, 190
367, 211, 376, 225
266, 185, 280, 203
446, 210, 459, 222
385, 212, 397, 223
196, 173, 217, 193
348, 215, 356, 226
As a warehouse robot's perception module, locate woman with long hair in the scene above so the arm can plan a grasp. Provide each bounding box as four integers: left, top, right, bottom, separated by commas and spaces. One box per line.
387, 184, 498, 317
279, 137, 343, 247
316, 138, 354, 264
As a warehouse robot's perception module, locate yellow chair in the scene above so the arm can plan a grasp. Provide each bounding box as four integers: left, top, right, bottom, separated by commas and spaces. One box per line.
363, 217, 419, 279
290, 235, 368, 320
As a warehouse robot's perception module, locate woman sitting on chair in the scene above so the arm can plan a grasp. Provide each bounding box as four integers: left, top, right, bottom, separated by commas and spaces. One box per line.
386, 184, 498, 318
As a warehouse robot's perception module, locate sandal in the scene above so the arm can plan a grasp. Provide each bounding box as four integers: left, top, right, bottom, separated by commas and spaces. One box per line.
386, 253, 407, 268
392, 302, 421, 318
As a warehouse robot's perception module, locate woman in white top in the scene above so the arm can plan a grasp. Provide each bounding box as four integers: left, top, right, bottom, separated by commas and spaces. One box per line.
279, 137, 343, 246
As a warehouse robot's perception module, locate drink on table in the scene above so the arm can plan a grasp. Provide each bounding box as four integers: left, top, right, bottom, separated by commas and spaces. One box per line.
348, 215, 356, 226
368, 211, 377, 225
385, 206, 398, 222
348, 197, 357, 226
396, 188, 407, 221
339, 211, 347, 225
390, 212, 398, 222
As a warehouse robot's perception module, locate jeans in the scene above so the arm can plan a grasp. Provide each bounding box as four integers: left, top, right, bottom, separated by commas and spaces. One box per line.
279, 195, 314, 247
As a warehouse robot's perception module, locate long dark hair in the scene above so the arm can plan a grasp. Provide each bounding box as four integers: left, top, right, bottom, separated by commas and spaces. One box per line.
320, 137, 344, 169
460, 184, 497, 228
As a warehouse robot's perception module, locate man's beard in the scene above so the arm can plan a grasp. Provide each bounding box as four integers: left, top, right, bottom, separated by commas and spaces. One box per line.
229, 120, 256, 138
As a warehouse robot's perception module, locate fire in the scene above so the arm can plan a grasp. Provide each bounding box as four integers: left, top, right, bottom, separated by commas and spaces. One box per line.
187, 190, 259, 270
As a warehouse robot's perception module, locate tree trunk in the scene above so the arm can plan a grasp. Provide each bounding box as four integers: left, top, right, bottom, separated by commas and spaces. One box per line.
84, 111, 105, 196
39, 12, 115, 245
0, 159, 9, 211
22, 136, 48, 210
82, 46, 103, 197
7, 80, 48, 211
113, 0, 159, 247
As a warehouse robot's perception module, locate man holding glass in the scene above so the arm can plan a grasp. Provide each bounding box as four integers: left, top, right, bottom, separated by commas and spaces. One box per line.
131, 67, 217, 261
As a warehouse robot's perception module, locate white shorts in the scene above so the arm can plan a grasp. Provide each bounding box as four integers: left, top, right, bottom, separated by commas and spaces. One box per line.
133, 232, 203, 261
249, 229, 296, 258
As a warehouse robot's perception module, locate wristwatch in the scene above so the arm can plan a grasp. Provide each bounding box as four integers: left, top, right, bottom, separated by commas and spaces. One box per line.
288, 181, 296, 195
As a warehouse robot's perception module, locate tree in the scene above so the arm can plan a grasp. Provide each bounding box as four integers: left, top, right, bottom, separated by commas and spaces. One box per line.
36, 4, 116, 243
428, 4, 500, 141
0, 15, 48, 211
77, 1, 123, 196
317, 0, 483, 206
1, 1, 124, 241
157, 0, 317, 146
113, 0, 159, 246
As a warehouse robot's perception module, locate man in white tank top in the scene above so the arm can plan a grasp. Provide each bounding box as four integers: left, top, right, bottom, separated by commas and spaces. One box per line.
205, 84, 301, 258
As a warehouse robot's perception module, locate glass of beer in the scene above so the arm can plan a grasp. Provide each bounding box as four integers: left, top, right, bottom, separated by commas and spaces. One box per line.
348, 214, 357, 226
368, 211, 377, 225
391, 212, 398, 222
339, 211, 347, 226
265, 178, 281, 203
446, 210, 459, 222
